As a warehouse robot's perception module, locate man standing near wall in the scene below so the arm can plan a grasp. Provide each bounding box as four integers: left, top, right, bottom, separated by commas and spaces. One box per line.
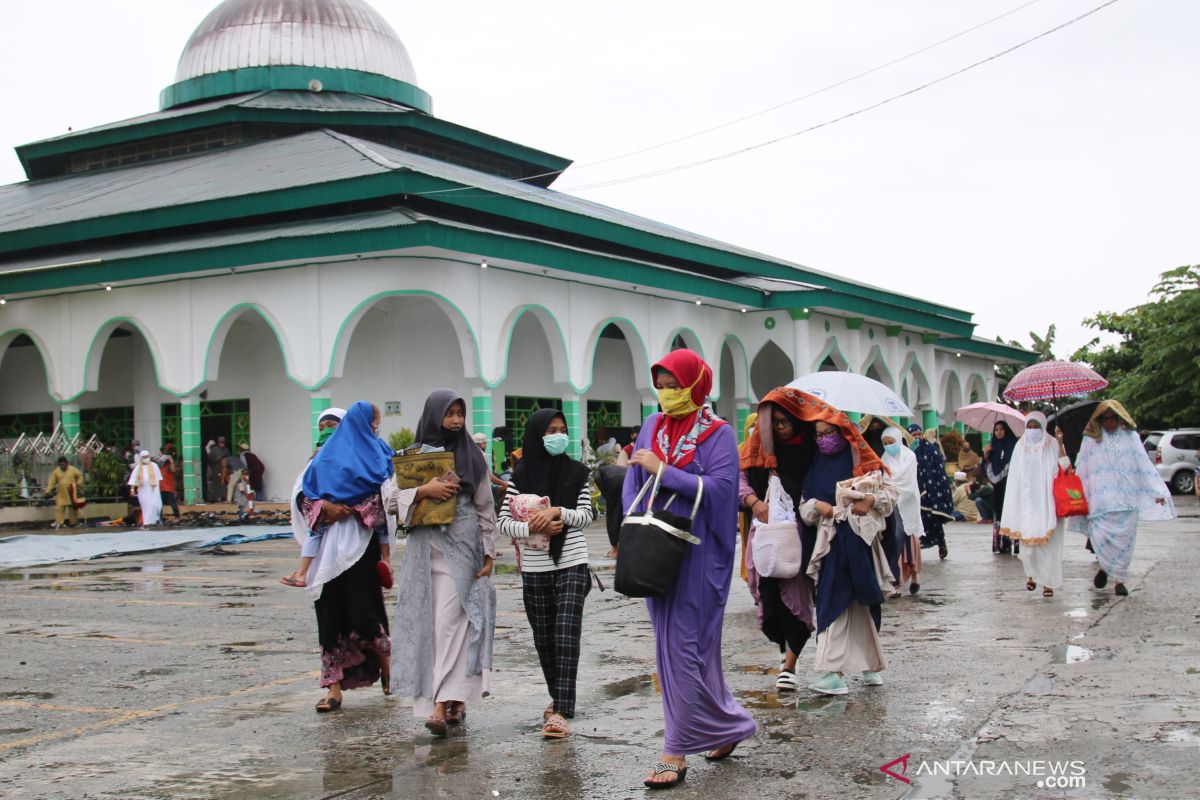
45, 457, 84, 529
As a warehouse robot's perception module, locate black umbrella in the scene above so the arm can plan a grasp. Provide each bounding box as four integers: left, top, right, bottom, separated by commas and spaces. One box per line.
1047, 400, 1099, 463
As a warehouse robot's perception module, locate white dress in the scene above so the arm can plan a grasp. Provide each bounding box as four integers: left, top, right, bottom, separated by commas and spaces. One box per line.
128, 462, 163, 525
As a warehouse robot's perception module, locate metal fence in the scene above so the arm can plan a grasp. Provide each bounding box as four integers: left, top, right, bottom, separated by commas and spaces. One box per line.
0, 425, 109, 506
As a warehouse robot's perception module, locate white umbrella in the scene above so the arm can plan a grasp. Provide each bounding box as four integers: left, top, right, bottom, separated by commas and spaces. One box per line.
786, 372, 914, 417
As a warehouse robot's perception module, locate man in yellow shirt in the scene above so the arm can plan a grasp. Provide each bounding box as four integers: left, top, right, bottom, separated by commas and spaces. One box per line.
951, 471, 981, 523
45, 457, 84, 529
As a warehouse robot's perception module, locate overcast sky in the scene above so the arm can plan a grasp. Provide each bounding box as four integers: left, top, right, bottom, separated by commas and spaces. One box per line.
2, 0, 1195, 356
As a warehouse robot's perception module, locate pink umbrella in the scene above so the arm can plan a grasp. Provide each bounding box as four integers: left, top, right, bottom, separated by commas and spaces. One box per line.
1002, 360, 1107, 403
955, 401, 1026, 436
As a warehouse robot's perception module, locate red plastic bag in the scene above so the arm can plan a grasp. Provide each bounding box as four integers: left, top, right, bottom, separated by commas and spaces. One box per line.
1054, 467, 1089, 518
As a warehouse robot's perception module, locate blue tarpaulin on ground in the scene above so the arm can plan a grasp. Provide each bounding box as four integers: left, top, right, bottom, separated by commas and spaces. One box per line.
0, 527, 294, 569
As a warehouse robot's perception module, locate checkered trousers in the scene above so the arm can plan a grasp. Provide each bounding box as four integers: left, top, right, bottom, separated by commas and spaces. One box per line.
521, 563, 591, 718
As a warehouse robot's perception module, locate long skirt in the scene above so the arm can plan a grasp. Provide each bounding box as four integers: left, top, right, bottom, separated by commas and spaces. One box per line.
814, 600, 886, 673
745, 524, 814, 655
1019, 519, 1066, 589
413, 539, 490, 718
1088, 511, 1139, 582
315, 537, 391, 690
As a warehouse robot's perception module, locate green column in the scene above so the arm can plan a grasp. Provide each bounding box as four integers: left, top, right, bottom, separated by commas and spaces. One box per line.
562, 396, 583, 460
59, 404, 81, 441
472, 389, 493, 465
847, 411, 863, 424
922, 409, 938, 434
641, 401, 658, 421
181, 396, 201, 505
310, 393, 332, 449
736, 404, 751, 444
981, 432, 992, 448
954, 421, 965, 434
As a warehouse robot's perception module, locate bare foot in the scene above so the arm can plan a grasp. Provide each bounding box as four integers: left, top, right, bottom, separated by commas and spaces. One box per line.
605, 547, 618, 559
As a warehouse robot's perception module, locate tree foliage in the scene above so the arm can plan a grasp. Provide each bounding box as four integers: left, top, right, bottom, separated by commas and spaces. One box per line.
1073, 265, 1200, 429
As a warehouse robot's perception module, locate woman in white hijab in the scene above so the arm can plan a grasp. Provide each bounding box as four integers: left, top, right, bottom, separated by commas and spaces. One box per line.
128, 451, 164, 528
880, 427, 923, 595
1001, 411, 1070, 597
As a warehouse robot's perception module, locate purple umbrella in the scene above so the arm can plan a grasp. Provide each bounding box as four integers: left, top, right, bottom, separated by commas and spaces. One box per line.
1002, 360, 1107, 403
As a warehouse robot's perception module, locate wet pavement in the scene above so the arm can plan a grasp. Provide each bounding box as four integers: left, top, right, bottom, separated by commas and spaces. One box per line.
1, 500, 1198, 799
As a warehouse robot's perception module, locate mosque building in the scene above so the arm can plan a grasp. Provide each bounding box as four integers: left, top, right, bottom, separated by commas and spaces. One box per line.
0, 0, 1032, 502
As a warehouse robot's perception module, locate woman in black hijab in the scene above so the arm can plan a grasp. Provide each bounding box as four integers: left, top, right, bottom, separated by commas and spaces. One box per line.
984, 420, 1019, 554
497, 409, 595, 739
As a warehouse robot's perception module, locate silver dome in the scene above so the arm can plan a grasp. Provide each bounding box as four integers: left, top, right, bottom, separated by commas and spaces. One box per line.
174, 0, 419, 86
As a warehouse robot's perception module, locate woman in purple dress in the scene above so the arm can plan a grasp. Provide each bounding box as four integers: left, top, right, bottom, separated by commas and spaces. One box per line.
623, 349, 756, 789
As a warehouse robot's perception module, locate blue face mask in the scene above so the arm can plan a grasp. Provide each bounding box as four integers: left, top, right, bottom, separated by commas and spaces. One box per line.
884, 443, 902, 457
542, 433, 569, 456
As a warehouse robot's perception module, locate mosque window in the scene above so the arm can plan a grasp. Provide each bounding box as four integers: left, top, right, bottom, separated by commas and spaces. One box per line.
504, 396, 563, 446
586, 401, 622, 447
0, 412, 54, 441
68, 126, 243, 173
80, 406, 135, 448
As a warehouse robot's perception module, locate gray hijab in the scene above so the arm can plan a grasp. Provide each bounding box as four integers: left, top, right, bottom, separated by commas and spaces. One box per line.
414, 389, 488, 491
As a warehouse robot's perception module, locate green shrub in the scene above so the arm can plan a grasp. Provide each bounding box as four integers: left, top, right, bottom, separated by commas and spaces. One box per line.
388, 428, 415, 453
87, 450, 128, 500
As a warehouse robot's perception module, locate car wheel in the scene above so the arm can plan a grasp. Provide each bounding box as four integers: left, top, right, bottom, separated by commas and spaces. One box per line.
1170, 470, 1195, 495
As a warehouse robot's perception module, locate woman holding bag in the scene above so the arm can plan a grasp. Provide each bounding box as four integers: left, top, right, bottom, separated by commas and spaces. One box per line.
1000, 411, 1070, 597
623, 349, 755, 789
739, 392, 817, 693
497, 408, 595, 738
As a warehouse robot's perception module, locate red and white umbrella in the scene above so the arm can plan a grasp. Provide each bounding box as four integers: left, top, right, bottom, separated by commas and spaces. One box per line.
1002, 360, 1107, 403
955, 401, 1026, 436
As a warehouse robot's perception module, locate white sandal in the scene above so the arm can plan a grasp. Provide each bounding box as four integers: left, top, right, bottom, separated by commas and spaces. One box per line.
776, 670, 799, 692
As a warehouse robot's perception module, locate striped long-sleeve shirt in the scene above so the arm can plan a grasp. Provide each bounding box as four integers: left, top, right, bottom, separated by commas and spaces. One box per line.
497, 480, 594, 572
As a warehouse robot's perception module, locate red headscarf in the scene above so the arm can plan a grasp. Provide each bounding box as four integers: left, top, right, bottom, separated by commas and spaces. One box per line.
650, 349, 727, 468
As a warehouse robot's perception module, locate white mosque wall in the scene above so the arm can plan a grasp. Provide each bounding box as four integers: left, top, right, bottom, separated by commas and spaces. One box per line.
0, 343, 54, 415
584, 336, 644, 429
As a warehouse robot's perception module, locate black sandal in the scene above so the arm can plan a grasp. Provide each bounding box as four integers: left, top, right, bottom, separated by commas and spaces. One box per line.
644, 763, 687, 789
315, 696, 341, 713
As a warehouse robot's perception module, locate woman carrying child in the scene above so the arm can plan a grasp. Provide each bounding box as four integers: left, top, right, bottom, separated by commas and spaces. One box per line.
297, 401, 395, 712
391, 390, 498, 736
497, 408, 595, 738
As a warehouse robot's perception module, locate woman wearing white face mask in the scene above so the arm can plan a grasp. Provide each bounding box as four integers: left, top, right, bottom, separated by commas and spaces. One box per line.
1000, 411, 1069, 597
497, 408, 595, 738
880, 428, 924, 594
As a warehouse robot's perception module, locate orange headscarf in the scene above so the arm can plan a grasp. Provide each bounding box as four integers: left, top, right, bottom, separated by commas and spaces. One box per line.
739, 386, 884, 477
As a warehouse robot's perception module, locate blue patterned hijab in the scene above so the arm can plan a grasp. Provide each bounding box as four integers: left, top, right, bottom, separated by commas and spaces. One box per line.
302, 401, 394, 504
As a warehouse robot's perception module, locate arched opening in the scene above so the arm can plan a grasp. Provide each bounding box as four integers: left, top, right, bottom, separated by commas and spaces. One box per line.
665, 327, 702, 358
898, 354, 932, 411
337, 293, 476, 442
84, 323, 173, 454
499, 311, 567, 452
862, 347, 894, 389
942, 372, 964, 426
967, 374, 987, 405
750, 340, 794, 400
0, 333, 56, 443
202, 311, 300, 501
585, 322, 645, 449
813, 338, 849, 373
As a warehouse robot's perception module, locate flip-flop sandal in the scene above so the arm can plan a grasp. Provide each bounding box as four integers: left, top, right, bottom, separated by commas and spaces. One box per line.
644, 763, 687, 789
1042, 587, 1053, 598
543, 713, 569, 739
775, 671, 799, 692
424, 716, 448, 737
315, 696, 341, 713
1026, 579, 1037, 591
704, 742, 739, 762
280, 574, 306, 587
445, 703, 466, 724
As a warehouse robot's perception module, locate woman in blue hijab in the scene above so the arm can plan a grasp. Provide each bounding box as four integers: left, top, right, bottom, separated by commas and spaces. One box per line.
296, 401, 395, 713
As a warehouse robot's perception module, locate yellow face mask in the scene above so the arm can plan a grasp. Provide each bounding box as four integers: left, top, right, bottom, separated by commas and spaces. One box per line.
657, 368, 706, 419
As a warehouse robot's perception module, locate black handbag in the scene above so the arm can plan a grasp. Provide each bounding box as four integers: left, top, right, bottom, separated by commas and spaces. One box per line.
613, 469, 704, 598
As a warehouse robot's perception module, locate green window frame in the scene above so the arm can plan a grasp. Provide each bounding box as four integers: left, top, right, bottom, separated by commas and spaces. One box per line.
80, 406, 135, 448
504, 395, 562, 448
586, 400, 622, 447
0, 412, 54, 440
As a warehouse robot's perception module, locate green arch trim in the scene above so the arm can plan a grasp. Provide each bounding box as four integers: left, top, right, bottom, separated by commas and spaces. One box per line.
0, 327, 60, 402
494, 304, 573, 392
321, 289, 483, 391
663, 327, 705, 362
710, 333, 751, 403
73, 316, 172, 403
576, 317, 652, 396
812, 336, 849, 372
160, 66, 433, 113
193, 303, 298, 395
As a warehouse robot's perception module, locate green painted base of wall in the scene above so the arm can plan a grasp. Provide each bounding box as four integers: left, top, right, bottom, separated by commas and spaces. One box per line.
562, 399, 582, 460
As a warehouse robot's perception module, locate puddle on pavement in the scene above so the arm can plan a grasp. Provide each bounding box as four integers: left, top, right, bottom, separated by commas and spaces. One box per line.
0, 728, 33, 735
1050, 644, 1093, 664
1162, 728, 1200, 744
907, 595, 946, 606
1064, 607, 1088, 618
1104, 772, 1133, 794
1091, 597, 1111, 610
852, 768, 889, 786
1186, 667, 1200, 675
1019, 674, 1056, 696
0, 690, 54, 700
602, 674, 658, 698
738, 689, 798, 710
219, 602, 254, 608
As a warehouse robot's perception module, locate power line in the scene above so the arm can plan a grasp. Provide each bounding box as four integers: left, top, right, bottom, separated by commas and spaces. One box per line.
412, 0, 1046, 197
560, 0, 1124, 193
